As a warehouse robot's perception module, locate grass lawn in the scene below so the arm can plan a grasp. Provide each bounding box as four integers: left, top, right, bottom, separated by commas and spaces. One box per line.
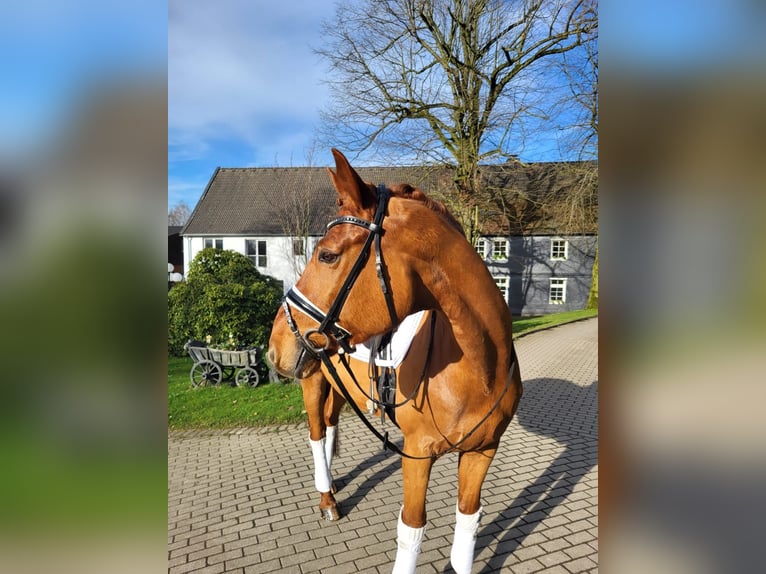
168, 356, 305, 428
168, 308, 597, 429
513, 308, 598, 338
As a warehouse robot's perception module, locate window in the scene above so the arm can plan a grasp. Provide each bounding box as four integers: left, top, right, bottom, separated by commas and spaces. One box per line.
492, 238, 509, 260
551, 238, 568, 260
475, 238, 488, 259
246, 239, 267, 267
293, 238, 305, 257
494, 276, 509, 302
549, 278, 567, 304
204, 238, 223, 250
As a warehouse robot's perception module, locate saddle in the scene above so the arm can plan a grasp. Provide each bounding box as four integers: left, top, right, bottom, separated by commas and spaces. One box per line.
347, 311, 427, 425
347, 311, 426, 368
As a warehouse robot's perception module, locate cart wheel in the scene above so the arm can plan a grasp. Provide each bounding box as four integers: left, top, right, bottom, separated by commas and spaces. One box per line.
235, 367, 260, 387
190, 360, 222, 387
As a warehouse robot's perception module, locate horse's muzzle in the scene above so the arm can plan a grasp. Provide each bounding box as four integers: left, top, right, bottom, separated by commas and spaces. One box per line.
267, 342, 319, 380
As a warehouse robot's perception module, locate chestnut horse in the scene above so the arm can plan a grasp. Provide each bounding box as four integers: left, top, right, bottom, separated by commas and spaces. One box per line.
267, 149, 522, 574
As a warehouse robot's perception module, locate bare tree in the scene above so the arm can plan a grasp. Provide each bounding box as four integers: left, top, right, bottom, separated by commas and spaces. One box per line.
272, 145, 336, 281
168, 201, 191, 226
555, 29, 598, 308
555, 27, 597, 161
317, 0, 597, 240
273, 171, 319, 279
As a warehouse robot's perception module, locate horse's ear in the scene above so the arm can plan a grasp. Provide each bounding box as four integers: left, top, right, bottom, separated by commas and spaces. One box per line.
327, 148, 376, 210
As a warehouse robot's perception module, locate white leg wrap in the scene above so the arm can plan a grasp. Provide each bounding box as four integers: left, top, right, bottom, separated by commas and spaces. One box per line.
309, 436, 332, 493
392, 507, 426, 574
324, 426, 336, 472
450, 504, 482, 574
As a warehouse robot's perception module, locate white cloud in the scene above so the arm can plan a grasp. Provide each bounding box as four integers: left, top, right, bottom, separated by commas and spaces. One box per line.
168, 0, 330, 157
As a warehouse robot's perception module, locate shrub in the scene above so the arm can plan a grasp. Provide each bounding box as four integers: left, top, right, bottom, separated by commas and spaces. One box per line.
168, 249, 283, 356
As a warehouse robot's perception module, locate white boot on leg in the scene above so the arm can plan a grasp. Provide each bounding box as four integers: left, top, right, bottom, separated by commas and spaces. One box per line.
450, 504, 482, 574
324, 426, 336, 474
392, 507, 426, 574
309, 436, 332, 493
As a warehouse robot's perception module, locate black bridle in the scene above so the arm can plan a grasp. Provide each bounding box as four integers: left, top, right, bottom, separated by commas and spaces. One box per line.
282, 184, 397, 358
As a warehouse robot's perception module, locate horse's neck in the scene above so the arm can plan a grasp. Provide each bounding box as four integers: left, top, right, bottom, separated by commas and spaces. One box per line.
445, 297, 512, 387
428, 243, 514, 388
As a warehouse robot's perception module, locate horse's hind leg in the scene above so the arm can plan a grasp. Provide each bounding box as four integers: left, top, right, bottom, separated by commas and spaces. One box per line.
301, 371, 340, 521
451, 448, 497, 574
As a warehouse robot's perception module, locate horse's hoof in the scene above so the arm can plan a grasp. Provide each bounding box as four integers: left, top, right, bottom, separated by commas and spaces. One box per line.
319, 506, 340, 521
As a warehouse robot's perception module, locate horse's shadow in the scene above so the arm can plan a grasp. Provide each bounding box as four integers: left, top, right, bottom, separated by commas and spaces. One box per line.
327, 377, 597, 573
465, 377, 599, 574
333, 447, 401, 516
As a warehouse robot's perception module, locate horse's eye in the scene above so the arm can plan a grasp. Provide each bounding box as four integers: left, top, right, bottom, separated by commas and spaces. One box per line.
318, 249, 339, 264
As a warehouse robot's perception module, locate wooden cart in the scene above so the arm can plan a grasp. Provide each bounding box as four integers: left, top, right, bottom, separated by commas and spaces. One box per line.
184, 340, 263, 387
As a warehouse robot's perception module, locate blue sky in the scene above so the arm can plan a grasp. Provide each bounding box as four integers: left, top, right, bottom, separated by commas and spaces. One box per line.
0, 1, 165, 163
168, 0, 334, 209
167, 0, 594, 211
3, 0, 595, 213
8, 0, 763, 214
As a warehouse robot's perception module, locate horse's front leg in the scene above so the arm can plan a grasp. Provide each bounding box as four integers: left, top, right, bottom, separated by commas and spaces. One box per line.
392, 454, 434, 574
301, 371, 340, 521
323, 382, 345, 490
450, 448, 497, 574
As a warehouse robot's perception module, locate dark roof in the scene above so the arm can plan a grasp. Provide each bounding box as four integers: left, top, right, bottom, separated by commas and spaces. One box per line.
168, 225, 183, 236
182, 166, 450, 236
182, 162, 597, 237
481, 161, 598, 235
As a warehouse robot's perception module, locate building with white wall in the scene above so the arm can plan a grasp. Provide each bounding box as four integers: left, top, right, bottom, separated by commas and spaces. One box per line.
181, 162, 597, 315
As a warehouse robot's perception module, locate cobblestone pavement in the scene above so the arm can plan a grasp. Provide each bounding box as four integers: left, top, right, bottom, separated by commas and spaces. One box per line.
169, 318, 598, 573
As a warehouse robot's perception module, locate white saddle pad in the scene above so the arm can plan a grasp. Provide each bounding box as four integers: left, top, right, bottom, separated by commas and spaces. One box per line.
347, 311, 427, 368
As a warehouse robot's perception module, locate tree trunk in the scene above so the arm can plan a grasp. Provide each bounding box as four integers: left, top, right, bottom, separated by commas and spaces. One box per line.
586, 243, 598, 309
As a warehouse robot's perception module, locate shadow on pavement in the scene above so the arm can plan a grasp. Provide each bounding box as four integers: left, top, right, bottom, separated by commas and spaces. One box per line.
466, 377, 599, 573
333, 446, 401, 517
323, 376, 597, 573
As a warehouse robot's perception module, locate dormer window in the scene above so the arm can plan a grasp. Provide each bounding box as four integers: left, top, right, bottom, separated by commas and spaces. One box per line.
492, 238, 509, 261
475, 238, 488, 259
551, 238, 568, 260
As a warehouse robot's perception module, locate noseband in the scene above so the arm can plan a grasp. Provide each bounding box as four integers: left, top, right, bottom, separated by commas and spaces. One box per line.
282, 184, 398, 357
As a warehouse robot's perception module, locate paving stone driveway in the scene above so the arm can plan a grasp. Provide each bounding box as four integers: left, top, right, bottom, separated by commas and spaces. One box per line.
169, 318, 598, 573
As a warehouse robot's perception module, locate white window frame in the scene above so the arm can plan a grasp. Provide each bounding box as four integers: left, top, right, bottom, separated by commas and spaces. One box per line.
493, 275, 509, 302
307, 237, 320, 258
549, 278, 567, 304
204, 238, 223, 250
475, 238, 488, 259
246, 239, 268, 268
491, 238, 509, 261
550, 238, 569, 261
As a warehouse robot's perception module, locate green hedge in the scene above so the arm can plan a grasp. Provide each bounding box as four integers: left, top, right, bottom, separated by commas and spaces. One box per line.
168, 249, 283, 356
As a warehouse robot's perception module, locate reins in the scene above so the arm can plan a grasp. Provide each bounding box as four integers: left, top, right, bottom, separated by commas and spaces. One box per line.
317, 345, 516, 460
282, 184, 516, 460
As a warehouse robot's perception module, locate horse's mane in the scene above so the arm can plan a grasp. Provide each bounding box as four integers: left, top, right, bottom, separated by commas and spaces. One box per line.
388, 183, 465, 235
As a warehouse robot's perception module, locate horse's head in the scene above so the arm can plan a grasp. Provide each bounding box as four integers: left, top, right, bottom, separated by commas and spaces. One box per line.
268, 148, 452, 378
